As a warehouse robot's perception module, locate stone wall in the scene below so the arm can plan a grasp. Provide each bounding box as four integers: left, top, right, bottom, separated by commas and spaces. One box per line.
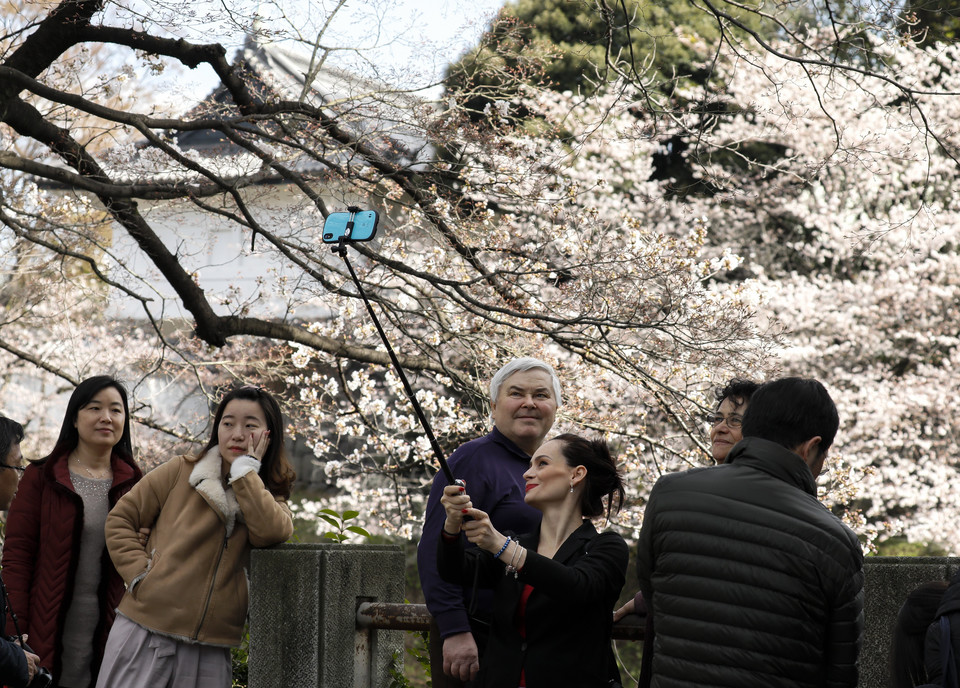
248, 546, 959, 688
860, 557, 960, 688
248, 543, 404, 688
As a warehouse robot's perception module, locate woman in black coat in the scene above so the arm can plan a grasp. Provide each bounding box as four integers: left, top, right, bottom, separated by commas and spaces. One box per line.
438, 433, 628, 688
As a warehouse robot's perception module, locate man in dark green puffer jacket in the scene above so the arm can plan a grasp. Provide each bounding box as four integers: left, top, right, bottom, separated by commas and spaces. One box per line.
636, 377, 864, 688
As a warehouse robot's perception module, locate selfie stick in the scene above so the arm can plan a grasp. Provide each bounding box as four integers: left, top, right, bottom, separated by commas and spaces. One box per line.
331, 219, 458, 486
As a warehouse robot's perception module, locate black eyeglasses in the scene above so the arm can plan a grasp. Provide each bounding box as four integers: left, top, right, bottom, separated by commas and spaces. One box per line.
705, 413, 744, 428
0, 464, 25, 473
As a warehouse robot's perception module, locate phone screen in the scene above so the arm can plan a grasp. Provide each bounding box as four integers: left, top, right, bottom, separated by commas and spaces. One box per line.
322, 211, 380, 243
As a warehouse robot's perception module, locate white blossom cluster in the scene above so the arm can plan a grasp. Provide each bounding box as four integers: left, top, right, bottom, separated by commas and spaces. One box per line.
8, 13, 960, 555
278, 31, 960, 551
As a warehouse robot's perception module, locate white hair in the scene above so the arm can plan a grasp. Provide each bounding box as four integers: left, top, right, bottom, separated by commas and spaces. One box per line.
488, 357, 562, 407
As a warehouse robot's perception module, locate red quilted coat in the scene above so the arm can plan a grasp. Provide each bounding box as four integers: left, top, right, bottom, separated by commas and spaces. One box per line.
1, 450, 141, 684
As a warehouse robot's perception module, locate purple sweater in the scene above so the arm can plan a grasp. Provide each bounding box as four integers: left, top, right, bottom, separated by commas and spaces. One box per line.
417, 428, 541, 638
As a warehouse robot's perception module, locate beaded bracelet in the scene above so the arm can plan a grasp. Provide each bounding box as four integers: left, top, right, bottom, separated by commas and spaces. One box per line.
494, 536, 512, 559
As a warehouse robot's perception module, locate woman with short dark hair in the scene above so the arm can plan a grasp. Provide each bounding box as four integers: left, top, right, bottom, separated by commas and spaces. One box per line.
707, 377, 760, 463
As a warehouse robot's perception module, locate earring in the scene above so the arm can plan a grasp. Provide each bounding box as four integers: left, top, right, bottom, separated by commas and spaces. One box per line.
569, 484, 575, 493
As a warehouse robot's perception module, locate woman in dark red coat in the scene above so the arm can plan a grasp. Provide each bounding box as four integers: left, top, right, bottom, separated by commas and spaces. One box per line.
2, 376, 142, 688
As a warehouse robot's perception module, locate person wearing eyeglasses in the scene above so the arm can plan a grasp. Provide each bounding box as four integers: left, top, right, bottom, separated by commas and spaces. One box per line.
636, 378, 863, 688
2, 376, 143, 688
0, 415, 40, 688
706, 378, 759, 463
612, 378, 760, 628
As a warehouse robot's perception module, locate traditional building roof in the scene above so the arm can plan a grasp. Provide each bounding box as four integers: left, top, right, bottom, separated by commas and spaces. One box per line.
175, 35, 433, 173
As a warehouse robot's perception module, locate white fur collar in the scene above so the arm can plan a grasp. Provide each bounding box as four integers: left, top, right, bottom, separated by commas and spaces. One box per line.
189, 446, 242, 537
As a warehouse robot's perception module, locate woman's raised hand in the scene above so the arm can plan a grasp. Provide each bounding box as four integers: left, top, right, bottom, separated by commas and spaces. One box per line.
439, 484, 504, 553
461, 509, 505, 553
246, 429, 271, 461
440, 483, 472, 534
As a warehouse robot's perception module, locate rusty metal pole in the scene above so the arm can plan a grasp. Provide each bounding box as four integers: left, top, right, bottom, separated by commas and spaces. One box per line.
356, 601, 433, 631
355, 601, 646, 639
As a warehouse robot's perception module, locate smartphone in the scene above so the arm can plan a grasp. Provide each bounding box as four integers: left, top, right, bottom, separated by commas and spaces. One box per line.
322, 210, 380, 243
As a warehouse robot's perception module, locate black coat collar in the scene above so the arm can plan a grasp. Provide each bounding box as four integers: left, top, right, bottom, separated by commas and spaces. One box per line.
725, 437, 818, 497
518, 519, 599, 563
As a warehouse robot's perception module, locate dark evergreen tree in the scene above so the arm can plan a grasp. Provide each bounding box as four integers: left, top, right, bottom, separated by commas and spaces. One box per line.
446, 0, 777, 101
902, 0, 960, 46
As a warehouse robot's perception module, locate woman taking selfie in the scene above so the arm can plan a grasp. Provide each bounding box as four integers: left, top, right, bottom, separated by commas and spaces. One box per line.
438, 433, 628, 688
2, 376, 142, 688
96, 385, 296, 688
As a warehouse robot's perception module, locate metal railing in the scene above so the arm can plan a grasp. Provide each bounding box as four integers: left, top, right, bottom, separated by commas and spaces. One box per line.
356, 602, 645, 687
356, 601, 646, 639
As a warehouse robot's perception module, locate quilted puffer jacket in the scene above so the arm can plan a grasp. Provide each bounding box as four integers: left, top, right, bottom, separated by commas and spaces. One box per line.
636, 437, 864, 688
1, 450, 141, 683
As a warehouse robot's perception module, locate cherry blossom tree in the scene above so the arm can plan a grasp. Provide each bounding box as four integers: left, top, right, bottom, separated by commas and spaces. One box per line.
2, 0, 960, 552
574, 24, 960, 551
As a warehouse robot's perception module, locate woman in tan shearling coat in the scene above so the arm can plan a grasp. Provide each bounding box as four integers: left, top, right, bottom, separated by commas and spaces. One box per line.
96, 386, 296, 688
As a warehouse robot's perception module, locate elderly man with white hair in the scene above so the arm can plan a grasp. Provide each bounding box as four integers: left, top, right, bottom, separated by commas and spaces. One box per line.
417, 357, 561, 687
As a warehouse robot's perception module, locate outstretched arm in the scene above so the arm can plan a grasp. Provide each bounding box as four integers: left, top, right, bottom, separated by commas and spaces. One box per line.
436, 488, 503, 587
613, 591, 646, 622
518, 532, 628, 607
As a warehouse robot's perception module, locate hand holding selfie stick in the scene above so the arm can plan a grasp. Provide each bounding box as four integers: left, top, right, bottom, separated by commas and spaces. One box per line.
327, 207, 459, 487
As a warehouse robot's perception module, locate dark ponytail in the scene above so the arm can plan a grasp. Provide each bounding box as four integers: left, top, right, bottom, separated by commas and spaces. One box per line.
553, 433, 625, 520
